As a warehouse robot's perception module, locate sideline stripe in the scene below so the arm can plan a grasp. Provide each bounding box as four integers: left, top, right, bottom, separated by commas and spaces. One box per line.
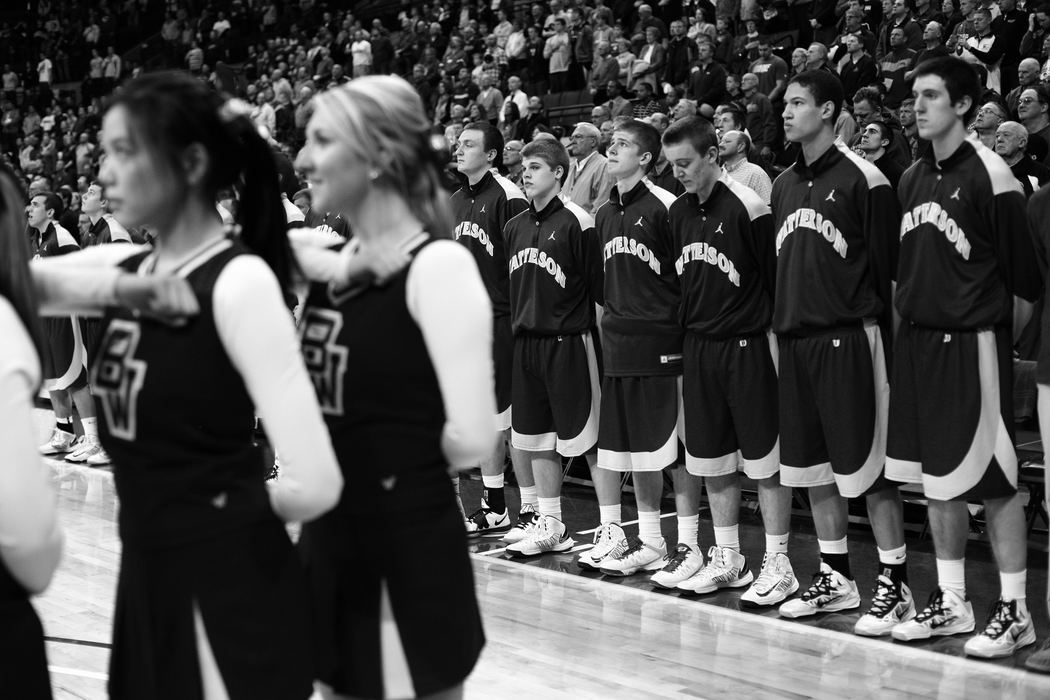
48, 666, 108, 681
45, 635, 111, 649
576, 511, 676, 536
469, 552, 1050, 688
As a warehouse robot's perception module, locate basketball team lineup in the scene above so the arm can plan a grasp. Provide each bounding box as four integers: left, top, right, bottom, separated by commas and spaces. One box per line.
3, 58, 1050, 700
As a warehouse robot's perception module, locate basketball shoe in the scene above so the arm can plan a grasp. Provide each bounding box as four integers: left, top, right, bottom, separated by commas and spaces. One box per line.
501, 504, 539, 544
599, 535, 667, 576
778, 563, 860, 618
465, 499, 511, 537
86, 447, 112, 466
650, 543, 704, 589
65, 435, 103, 463
854, 574, 915, 637
505, 514, 574, 557
963, 598, 1037, 658
39, 427, 75, 455
740, 552, 798, 607
891, 588, 975, 641
576, 522, 625, 570
677, 546, 753, 594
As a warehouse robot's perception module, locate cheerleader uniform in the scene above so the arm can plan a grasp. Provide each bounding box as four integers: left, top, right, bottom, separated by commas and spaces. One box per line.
297, 233, 496, 699
86, 238, 340, 700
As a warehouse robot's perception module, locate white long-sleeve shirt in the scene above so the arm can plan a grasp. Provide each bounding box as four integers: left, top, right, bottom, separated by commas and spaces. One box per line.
0, 297, 63, 594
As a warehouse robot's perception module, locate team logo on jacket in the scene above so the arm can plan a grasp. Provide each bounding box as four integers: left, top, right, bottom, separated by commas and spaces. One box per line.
299, 308, 349, 415
92, 320, 147, 441
899, 201, 972, 260
675, 242, 741, 286
508, 247, 567, 287
775, 208, 848, 258
454, 221, 495, 256
604, 235, 662, 274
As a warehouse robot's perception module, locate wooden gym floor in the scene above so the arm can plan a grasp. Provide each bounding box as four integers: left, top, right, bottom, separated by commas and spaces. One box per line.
30, 410, 1050, 699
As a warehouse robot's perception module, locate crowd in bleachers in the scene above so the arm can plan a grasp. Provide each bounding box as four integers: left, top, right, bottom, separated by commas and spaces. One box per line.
4, 0, 1050, 235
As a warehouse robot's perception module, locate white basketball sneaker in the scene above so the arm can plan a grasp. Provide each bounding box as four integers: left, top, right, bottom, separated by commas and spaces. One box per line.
505, 514, 575, 557
576, 522, 625, 571
778, 563, 860, 618
599, 535, 667, 576
891, 588, 975, 642
650, 543, 704, 589
501, 504, 539, 544
39, 427, 75, 455
65, 435, 103, 463
740, 552, 799, 607
677, 546, 753, 595
964, 598, 1037, 658
854, 573, 915, 637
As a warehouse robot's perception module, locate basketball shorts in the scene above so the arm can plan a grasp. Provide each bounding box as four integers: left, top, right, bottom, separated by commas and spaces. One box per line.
41, 316, 86, 391
886, 325, 1017, 501
778, 322, 889, 498
597, 375, 683, 472
494, 314, 513, 431
683, 332, 779, 479
511, 332, 600, 457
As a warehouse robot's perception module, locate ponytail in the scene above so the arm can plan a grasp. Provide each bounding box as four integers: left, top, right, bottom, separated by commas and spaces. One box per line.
220, 108, 299, 292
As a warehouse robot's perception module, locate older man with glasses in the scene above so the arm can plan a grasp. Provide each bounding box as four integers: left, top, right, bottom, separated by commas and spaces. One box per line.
971, 101, 1007, 150
1017, 85, 1050, 166
561, 122, 614, 215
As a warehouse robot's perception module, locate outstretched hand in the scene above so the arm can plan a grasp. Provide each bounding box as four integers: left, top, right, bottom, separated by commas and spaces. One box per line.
114, 275, 199, 325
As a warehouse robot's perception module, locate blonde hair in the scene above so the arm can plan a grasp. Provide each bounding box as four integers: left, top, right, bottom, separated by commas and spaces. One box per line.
312, 75, 453, 238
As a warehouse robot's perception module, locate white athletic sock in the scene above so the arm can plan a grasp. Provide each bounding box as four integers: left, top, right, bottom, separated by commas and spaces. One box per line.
712, 524, 740, 551
1000, 570, 1028, 612
678, 515, 699, 550
817, 536, 849, 555
878, 544, 907, 566
80, 417, 98, 438
599, 504, 622, 525
482, 474, 504, 489
936, 558, 967, 598
765, 532, 789, 554
537, 496, 562, 521
518, 485, 539, 508
637, 509, 662, 544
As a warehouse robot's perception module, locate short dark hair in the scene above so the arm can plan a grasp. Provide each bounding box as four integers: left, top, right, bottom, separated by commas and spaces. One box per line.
521, 138, 571, 184
911, 56, 981, 124
463, 120, 505, 170
33, 191, 64, 219
853, 86, 883, 110
788, 69, 844, 123
865, 120, 891, 143
614, 119, 662, 174
662, 116, 718, 156
720, 108, 747, 131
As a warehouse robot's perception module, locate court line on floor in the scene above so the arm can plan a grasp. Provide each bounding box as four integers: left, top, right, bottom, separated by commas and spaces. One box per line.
48, 666, 108, 681
471, 552, 1050, 687
576, 511, 676, 536
45, 635, 111, 649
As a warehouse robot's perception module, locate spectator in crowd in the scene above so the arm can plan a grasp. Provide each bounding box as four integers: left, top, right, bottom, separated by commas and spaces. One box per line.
665, 20, 698, 89
1017, 85, 1050, 164
854, 120, 905, 188
739, 72, 778, 162
562, 122, 613, 215
689, 40, 728, 118
880, 27, 918, 109
605, 80, 634, 119
971, 101, 1008, 149
954, 6, 1005, 94
1007, 58, 1043, 118
719, 129, 773, 203
839, 34, 878, 102
996, 120, 1050, 197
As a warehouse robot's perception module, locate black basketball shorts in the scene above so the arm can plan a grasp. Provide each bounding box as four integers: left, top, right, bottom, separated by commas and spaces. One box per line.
597, 374, 683, 472
778, 322, 889, 498
886, 324, 1018, 501
683, 332, 779, 479
511, 332, 600, 457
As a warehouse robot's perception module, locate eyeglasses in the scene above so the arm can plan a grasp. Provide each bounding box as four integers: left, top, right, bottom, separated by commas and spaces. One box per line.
1019, 96, 1041, 104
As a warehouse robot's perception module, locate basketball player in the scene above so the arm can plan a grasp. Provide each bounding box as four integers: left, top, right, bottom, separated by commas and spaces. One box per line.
772, 70, 914, 637
294, 76, 496, 700
575, 119, 686, 577
77, 180, 132, 467
656, 116, 798, 603
503, 138, 605, 557
29, 192, 104, 465
36, 72, 345, 700
451, 121, 535, 538
887, 56, 1042, 659
0, 163, 63, 700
